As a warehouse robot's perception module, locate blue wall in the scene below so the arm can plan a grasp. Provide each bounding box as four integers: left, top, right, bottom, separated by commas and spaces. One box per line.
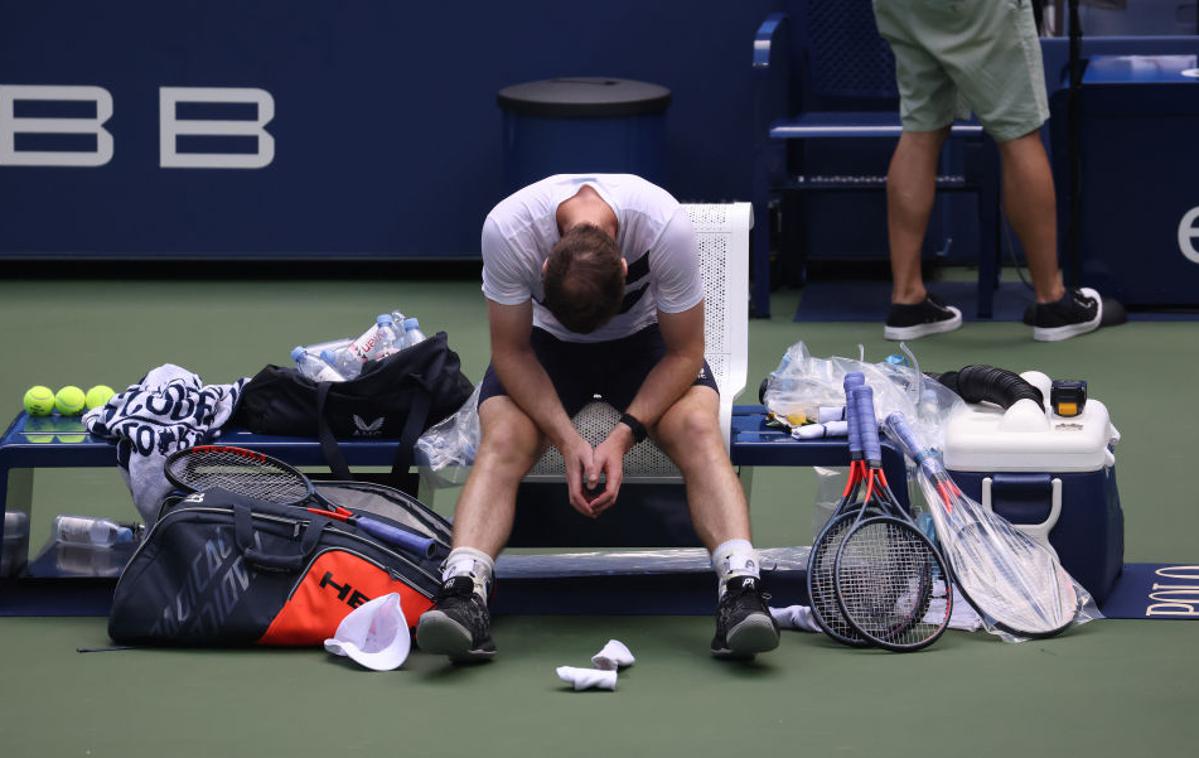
0, 1, 778, 258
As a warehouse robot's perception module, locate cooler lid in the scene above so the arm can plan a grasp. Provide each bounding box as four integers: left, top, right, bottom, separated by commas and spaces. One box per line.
943, 399, 1116, 473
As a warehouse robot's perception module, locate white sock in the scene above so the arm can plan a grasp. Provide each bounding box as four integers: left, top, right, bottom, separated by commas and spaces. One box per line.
441, 547, 495, 603
711, 538, 760, 597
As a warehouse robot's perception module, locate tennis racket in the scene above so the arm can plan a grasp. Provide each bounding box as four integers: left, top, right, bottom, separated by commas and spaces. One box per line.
832, 385, 951, 652
885, 413, 1079, 638
165, 445, 441, 560
806, 372, 873, 647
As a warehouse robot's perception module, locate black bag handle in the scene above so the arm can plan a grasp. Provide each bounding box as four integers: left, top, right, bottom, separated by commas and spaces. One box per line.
233, 503, 326, 572
316, 381, 352, 479
315, 381, 433, 479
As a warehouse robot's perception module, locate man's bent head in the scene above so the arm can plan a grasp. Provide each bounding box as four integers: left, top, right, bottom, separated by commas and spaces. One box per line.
543, 224, 625, 334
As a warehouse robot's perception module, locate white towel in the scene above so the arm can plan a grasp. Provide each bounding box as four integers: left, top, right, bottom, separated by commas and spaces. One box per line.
556, 666, 617, 691
591, 639, 635, 670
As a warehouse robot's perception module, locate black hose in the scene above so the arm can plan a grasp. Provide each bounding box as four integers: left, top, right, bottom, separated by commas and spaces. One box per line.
934, 365, 1044, 409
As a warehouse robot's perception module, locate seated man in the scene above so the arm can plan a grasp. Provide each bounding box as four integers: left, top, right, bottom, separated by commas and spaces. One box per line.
416, 174, 779, 662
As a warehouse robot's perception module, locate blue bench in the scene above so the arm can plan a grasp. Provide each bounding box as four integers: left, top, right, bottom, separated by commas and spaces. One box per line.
0, 406, 910, 615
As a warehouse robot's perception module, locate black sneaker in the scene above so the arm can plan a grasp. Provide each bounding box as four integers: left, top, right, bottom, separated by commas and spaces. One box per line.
711, 577, 780, 659
1031, 287, 1102, 342
415, 576, 496, 663
884, 294, 963, 341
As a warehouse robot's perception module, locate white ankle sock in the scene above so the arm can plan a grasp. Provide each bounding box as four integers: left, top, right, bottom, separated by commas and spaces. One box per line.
442, 547, 495, 602
711, 538, 760, 596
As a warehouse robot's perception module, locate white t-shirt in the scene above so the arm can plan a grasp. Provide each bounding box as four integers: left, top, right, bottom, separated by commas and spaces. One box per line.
481, 174, 703, 343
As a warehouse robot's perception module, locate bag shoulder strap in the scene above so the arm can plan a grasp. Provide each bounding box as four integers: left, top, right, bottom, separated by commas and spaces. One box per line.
317, 381, 433, 479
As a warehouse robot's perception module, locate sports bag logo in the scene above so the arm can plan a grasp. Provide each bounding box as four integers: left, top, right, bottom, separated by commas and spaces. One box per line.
352, 414, 385, 437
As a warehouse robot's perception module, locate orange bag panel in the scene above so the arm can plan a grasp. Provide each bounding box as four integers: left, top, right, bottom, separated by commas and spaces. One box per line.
258, 550, 434, 646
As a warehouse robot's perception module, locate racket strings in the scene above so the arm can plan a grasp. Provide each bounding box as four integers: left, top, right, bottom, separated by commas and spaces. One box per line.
167, 449, 310, 504
836, 519, 947, 648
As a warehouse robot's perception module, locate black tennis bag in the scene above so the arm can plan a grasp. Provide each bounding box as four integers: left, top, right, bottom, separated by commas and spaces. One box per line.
233, 332, 474, 479
108, 482, 450, 646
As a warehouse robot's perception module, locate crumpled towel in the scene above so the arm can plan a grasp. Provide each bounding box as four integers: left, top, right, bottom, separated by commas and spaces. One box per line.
83, 364, 248, 523
556, 666, 617, 691
591, 639, 635, 671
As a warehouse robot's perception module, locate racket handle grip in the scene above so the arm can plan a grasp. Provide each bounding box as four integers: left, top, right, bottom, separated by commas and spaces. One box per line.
357, 516, 437, 559
885, 412, 941, 479
855, 385, 881, 465
844, 373, 865, 459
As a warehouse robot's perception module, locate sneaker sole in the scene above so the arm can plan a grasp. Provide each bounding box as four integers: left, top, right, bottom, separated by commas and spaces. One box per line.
415, 611, 495, 663
1033, 288, 1103, 342
884, 306, 963, 341
713, 615, 780, 660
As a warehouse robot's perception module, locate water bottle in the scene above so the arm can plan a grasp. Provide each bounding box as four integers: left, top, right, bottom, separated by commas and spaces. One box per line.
291, 347, 346, 383
52, 515, 136, 548
301, 336, 352, 357
325, 315, 396, 379
322, 348, 363, 381
401, 317, 426, 348
390, 310, 406, 328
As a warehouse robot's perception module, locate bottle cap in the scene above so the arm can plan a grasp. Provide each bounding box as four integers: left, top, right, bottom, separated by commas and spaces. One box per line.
377, 314, 393, 326
291, 347, 306, 362
404, 318, 420, 329
116, 527, 134, 544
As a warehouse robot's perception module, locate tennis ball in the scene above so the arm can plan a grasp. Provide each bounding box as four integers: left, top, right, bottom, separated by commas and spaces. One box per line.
85, 384, 115, 410
54, 386, 87, 416
23, 386, 56, 416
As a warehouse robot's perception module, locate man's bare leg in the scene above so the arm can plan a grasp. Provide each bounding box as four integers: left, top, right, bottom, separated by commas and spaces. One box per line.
416, 396, 543, 663
652, 387, 749, 550
887, 127, 951, 305
449, 396, 544, 556
997, 130, 1065, 304
653, 386, 778, 658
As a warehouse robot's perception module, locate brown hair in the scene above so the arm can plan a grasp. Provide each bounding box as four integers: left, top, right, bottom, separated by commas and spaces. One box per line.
543, 224, 624, 334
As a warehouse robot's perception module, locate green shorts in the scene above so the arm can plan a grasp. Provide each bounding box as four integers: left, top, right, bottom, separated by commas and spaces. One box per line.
872, 0, 1050, 142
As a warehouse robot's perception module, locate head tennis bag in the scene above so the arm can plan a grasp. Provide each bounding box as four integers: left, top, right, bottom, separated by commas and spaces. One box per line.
233, 332, 474, 479
108, 482, 450, 646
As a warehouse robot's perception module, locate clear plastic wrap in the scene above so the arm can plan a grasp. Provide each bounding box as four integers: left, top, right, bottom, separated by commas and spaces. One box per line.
763, 342, 963, 450
883, 412, 1102, 642
415, 385, 481, 487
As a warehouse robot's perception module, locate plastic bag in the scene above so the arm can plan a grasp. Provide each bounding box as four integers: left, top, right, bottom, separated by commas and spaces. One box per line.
762, 341, 963, 451
415, 385, 480, 487
883, 412, 1101, 642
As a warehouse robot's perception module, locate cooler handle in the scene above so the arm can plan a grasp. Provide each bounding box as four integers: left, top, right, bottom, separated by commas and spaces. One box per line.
981, 476, 1062, 561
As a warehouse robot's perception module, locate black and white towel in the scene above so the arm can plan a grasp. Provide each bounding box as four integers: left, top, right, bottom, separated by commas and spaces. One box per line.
83, 364, 249, 523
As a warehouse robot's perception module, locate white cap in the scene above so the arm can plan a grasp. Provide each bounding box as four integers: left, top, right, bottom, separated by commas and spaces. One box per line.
323, 593, 410, 671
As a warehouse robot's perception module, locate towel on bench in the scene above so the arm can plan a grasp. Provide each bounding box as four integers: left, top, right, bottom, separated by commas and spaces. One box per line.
83, 364, 249, 523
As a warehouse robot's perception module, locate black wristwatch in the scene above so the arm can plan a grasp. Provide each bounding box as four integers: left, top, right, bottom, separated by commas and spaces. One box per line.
619, 412, 648, 444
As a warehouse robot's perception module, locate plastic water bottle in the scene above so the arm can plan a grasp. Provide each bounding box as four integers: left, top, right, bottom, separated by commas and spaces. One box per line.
401, 317, 426, 348
291, 347, 346, 382
52, 515, 136, 547
301, 336, 352, 357
390, 310, 406, 328
322, 348, 363, 380
324, 315, 397, 379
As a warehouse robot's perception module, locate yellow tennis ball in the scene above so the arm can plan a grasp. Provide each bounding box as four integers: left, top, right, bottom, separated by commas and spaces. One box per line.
23, 386, 56, 416
85, 385, 115, 410
54, 386, 87, 416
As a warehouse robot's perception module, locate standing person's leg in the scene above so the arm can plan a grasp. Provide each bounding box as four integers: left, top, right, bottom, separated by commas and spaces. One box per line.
652, 386, 779, 659
887, 127, 951, 305
933, 0, 1103, 340
997, 130, 1064, 304
873, 1, 965, 340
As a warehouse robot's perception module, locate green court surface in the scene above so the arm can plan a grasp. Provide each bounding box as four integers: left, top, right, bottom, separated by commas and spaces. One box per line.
1, 275, 1197, 758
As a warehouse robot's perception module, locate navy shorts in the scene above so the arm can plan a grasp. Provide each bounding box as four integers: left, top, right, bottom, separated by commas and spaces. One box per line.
478, 324, 719, 417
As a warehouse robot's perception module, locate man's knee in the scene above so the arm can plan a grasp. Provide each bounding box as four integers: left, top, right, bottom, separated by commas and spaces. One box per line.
478, 398, 543, 462
656, 390, 722, 448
